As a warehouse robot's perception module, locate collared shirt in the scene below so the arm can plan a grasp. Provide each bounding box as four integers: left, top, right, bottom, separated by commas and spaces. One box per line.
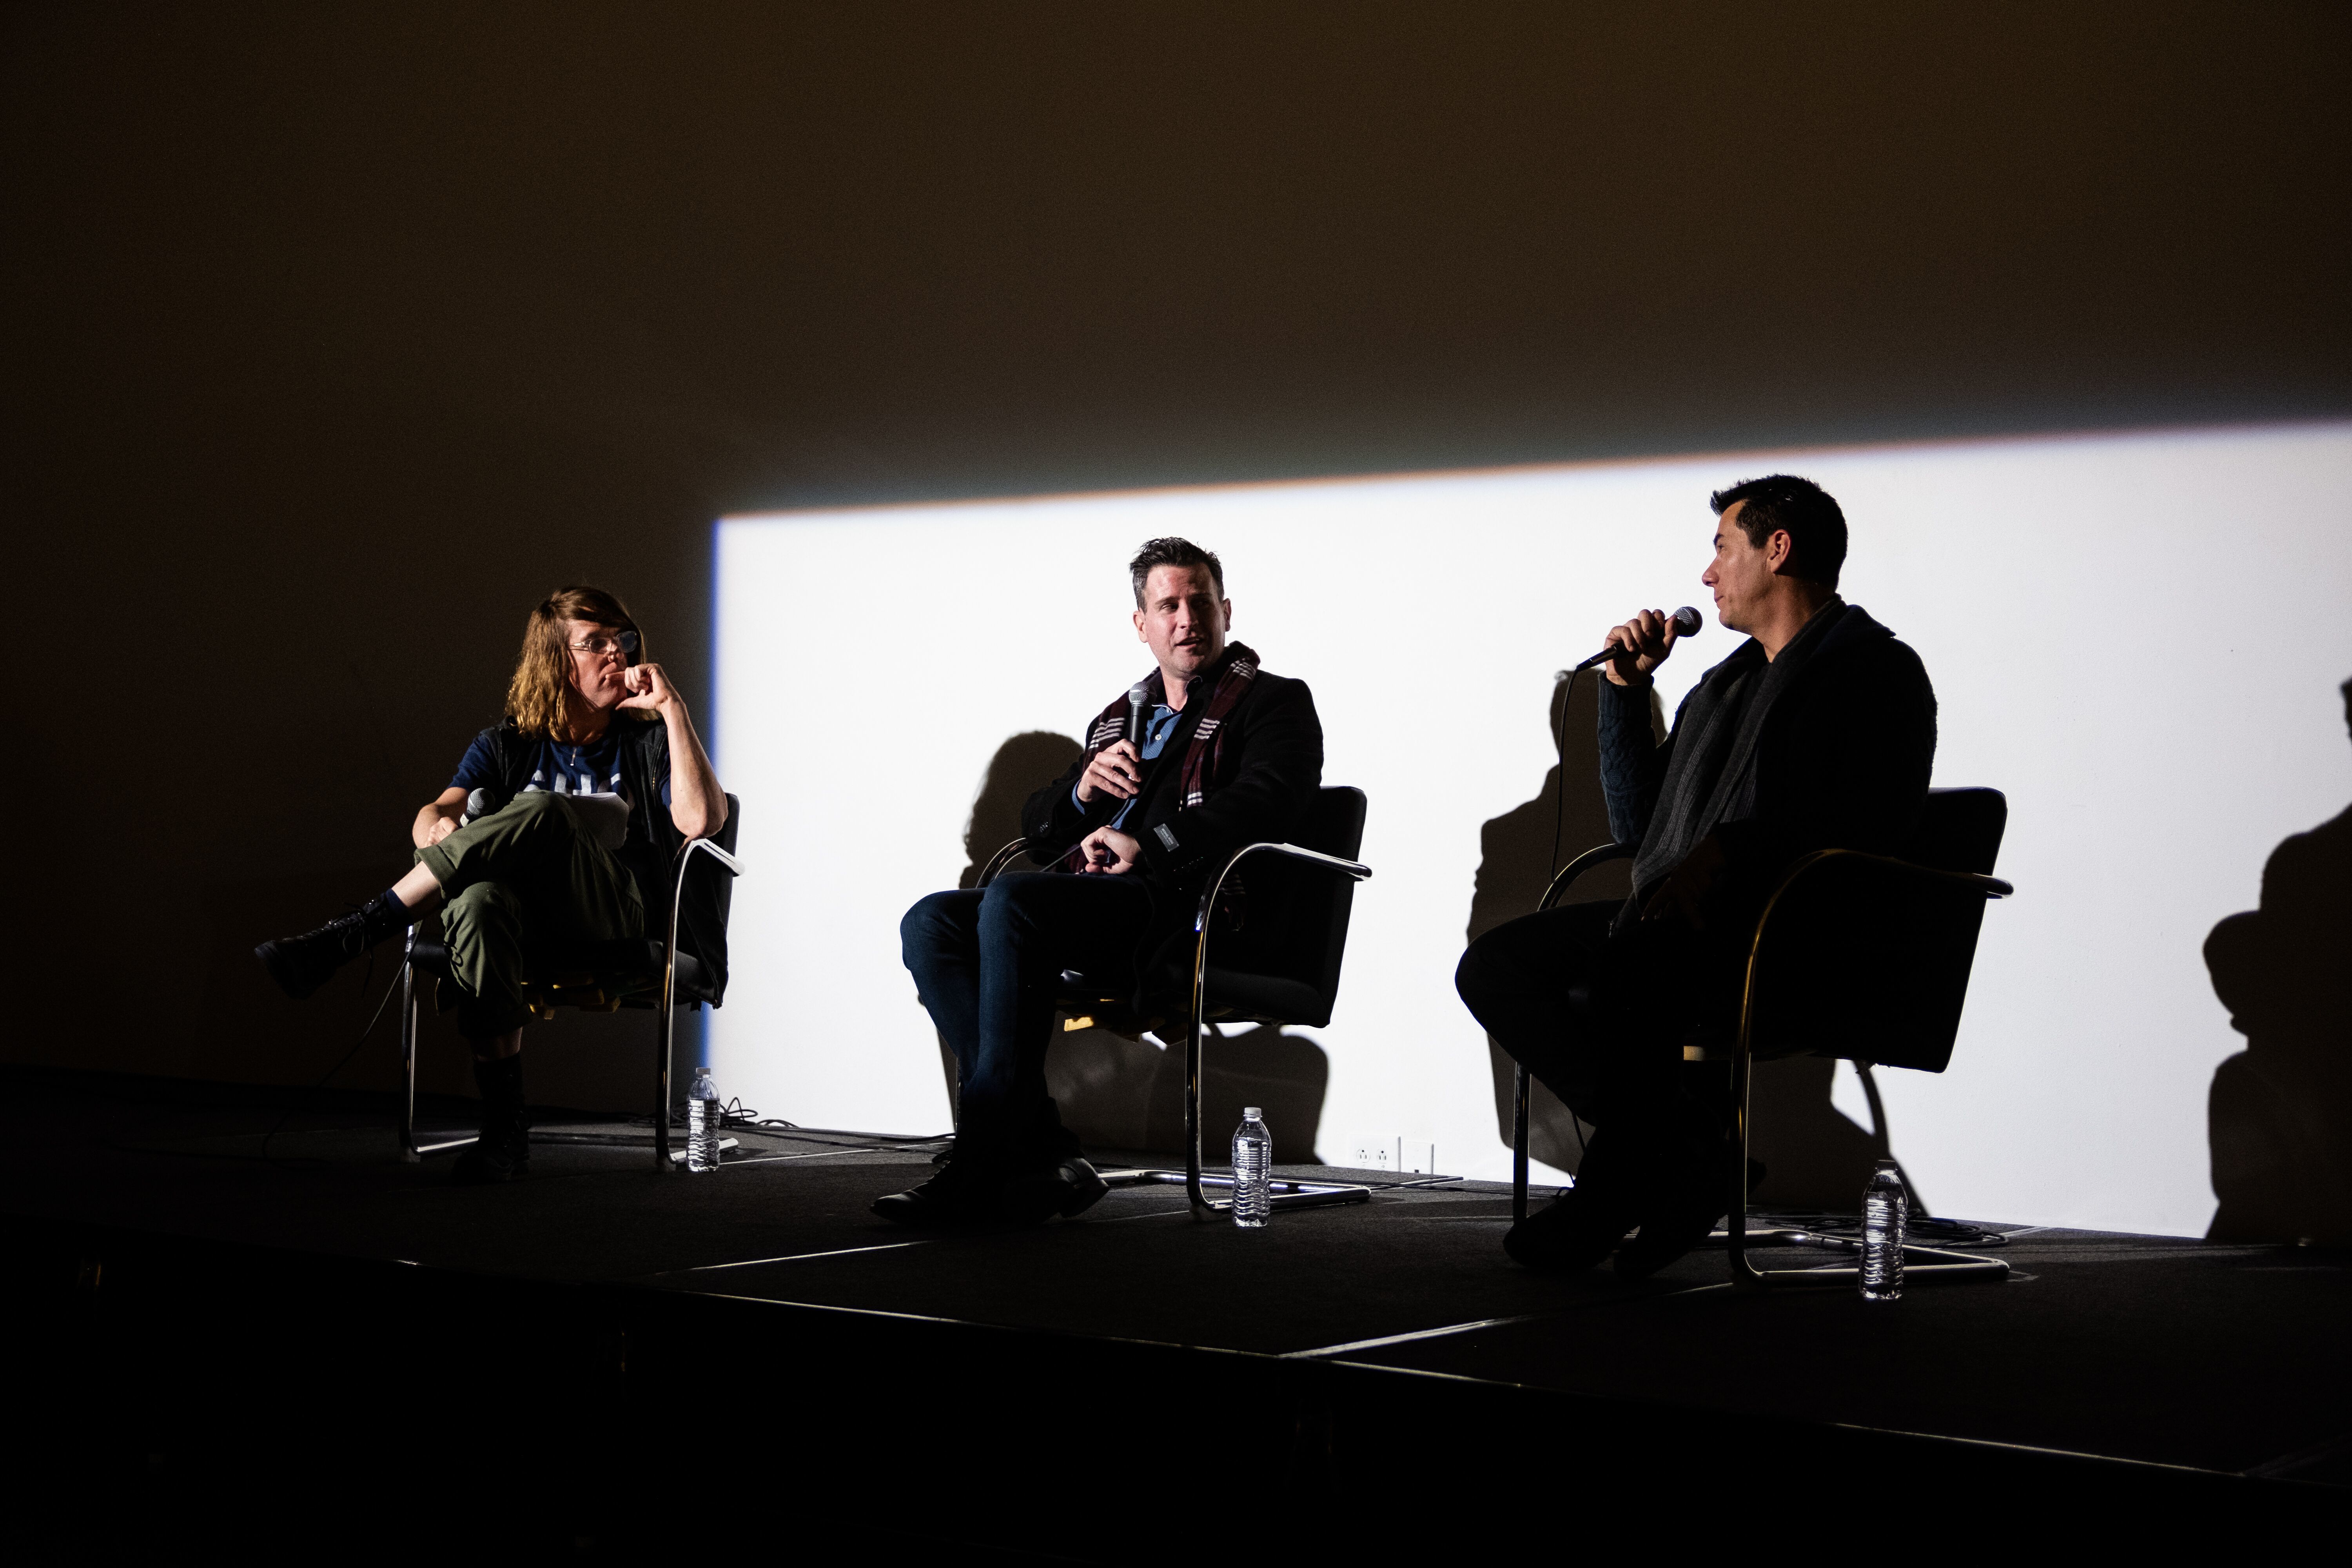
1074, 702, 1183, 831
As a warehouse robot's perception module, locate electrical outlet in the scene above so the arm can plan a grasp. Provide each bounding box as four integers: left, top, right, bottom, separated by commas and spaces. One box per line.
1348, 1137, 1439, 1176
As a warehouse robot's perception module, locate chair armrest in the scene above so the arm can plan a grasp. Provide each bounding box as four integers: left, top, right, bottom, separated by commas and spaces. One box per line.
1189, 840, 1372, 935
669, 833, 744, 913
975, 838, 1033, 889
1538, 840, 1638, 913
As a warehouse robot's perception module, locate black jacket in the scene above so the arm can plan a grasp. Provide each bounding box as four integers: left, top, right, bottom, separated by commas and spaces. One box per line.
1598, 602, 1937, 927
1021, 660, 1324, 966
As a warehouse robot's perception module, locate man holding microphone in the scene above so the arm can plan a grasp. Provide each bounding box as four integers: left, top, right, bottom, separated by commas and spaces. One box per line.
1457, 475, 1938, 1276
885, 537, 1324, 1228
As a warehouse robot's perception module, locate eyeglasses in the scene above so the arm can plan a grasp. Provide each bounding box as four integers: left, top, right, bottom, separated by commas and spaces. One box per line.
568, 630, 640, 658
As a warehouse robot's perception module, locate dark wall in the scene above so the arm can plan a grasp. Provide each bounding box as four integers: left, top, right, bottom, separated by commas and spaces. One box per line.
6, 3, 2348, 1101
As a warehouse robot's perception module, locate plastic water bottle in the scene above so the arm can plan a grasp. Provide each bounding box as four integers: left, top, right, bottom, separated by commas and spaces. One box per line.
1231, 1107, 1273, 1228
686, 1068, 721, 1173
1860, 1158, 1907, 1300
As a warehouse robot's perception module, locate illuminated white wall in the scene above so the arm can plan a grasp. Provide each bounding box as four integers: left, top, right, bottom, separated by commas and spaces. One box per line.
713, 423, 2352, 1237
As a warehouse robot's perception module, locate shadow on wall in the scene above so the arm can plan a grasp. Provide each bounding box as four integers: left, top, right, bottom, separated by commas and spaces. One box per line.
2203, 678, 2352, 1246
937, 730, 1330, 1163
1465, 670, 1902, 1209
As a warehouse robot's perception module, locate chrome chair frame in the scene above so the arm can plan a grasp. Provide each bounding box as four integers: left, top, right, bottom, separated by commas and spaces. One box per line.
1509, 840, 2014, 1289
977, 835, 1376, 1221
397, 833, 744, 1171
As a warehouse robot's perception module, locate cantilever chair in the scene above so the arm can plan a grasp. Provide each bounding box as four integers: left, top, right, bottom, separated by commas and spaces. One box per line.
1514, 786, 2014, 1288
975, 784, 1374, 1220
396, 792, 743, 1170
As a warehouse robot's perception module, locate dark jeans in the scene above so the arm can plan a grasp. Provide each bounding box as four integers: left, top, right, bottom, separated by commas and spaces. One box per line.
901, 871, 1154, 1167
1455, 898, 1734, 1129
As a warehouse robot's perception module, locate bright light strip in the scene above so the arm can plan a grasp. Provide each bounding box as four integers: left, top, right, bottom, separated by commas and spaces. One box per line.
714, 422, 2352, 1236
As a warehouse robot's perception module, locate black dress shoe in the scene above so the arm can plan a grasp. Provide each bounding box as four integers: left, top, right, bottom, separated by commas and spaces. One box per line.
450, 1140, 528, 1185
1615, 1158, 1761, 1280
996, 1156, 1109, 1224
1503, 1182, 1638, 1272
872, 1162, 999, 1228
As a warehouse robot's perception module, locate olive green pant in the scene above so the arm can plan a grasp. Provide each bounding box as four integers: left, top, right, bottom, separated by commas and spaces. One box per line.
415, 792, 646, 1041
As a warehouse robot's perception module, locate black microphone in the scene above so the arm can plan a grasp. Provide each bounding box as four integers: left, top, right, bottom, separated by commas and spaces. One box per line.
1573, 606, 1704, 671
1123, 683, 1149, 747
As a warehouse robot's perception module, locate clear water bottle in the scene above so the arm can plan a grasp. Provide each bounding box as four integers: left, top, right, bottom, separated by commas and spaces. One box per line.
1860, 1158, 1908, 1300
1230, 1107, 1273, 1228
686, 1067, 721, 1173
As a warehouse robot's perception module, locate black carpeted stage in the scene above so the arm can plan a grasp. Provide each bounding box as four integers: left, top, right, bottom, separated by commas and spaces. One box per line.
5, 1069, 2344, 1555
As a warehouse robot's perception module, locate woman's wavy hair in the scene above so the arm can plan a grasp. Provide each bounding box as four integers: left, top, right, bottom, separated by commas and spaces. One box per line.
505, 586, 654, 739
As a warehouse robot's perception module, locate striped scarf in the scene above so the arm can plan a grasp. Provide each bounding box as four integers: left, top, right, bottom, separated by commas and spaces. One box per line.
1075, 639, 1261, 811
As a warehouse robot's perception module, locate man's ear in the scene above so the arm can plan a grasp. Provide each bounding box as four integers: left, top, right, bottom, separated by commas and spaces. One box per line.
1134, 608, 1148, 641
1766, 529, 1796, 575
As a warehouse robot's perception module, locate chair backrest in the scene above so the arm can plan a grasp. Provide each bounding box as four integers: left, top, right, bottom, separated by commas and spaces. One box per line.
1746, 786, 2005, 1073
1220, 785, 1367, 1027
673, 793, 742, 1005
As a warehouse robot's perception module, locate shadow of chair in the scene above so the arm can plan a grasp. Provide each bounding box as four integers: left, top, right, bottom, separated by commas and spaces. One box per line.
2203, 677, 2352, 1246
1517, 787, 2013, 1289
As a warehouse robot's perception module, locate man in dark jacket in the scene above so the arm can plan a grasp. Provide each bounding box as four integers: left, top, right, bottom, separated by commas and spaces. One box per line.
1456, 475, 1935, 1276
881, 537, 1324, 1227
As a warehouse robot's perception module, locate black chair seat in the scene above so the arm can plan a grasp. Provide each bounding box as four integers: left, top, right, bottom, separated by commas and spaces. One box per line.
408, 938, 718, 1007
1056, 965, 1334, 1030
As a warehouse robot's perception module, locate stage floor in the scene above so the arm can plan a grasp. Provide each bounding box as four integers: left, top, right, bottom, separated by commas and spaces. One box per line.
4, 1070, 2345, 1550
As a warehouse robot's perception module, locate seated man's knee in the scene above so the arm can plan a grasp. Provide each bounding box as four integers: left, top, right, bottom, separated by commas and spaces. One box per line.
975, 872, 1059, 944
901, 890, 972, 960
1455, 933, 1503, 1017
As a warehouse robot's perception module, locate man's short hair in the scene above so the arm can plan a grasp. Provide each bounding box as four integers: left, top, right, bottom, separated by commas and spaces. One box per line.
1129, 537, 1225, 607
1708, 474, 1849, 589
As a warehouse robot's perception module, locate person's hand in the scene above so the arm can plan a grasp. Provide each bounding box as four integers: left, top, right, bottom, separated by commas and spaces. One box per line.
1077, 826, 1142, 875
1640, 834, 1726, 931
1600, 608, 1685, 687
1075, 740, 1143, 804
425, 814, 459, 847
619, 662, 681, 713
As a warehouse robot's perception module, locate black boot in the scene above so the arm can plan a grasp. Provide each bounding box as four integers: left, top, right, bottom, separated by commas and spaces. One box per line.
1504, 1124, 1649, 1272
255, 894, 410, 1000
452, 1053, 530, 1185
1615, 1066, 1735, 1280
872, 1156, 1002, 1228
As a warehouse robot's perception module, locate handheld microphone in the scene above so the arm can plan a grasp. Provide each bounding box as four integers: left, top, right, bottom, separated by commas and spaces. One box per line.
1123, 683, 1150, 748
1572, 606, 1704, 671
458, 787, 494, 827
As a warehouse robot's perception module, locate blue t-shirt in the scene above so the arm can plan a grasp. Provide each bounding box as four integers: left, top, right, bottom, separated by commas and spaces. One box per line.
451, 729, 671, 808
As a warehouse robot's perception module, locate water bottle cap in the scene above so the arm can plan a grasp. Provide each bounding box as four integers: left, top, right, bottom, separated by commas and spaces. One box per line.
1244, 1107, 1262, 1119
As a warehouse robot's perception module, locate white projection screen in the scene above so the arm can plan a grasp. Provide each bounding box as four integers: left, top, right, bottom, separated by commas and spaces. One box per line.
712, 422, 2352, 1238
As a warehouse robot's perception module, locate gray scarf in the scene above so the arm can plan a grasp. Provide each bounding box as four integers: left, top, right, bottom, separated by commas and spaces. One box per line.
1628, 597, 1848, 899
